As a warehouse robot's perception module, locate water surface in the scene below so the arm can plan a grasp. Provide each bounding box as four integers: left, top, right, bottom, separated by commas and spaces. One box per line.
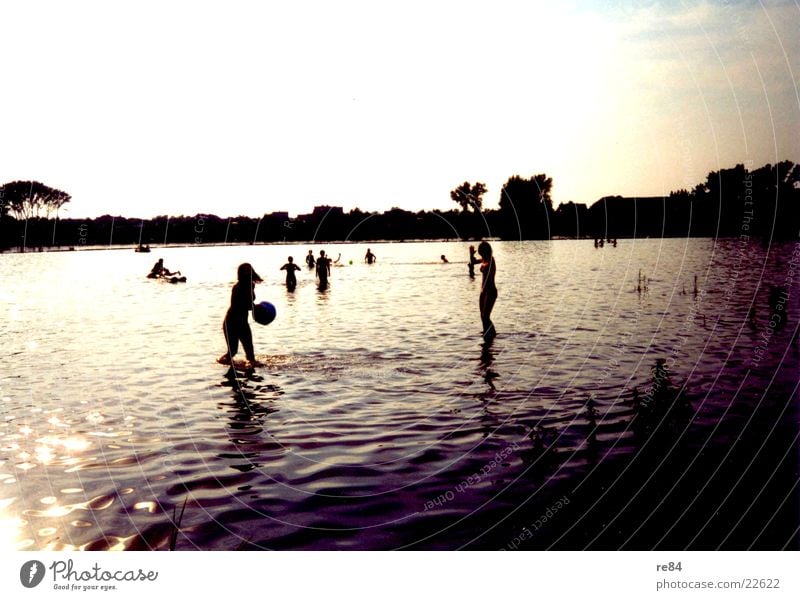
1, 239, 797, 549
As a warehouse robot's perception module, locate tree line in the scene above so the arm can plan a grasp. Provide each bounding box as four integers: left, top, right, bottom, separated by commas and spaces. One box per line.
588, 161, 800, 240
1, 161, 798, 251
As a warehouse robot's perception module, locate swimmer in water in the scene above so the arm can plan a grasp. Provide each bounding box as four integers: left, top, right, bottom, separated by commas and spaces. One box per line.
280, 256, 301, 289
441, 254, 449, 263
365, 248, 377, 264
147, 258, 180, 279
316, 250, 331, 288
468, 245, 480, 278
305, 250, 316, 269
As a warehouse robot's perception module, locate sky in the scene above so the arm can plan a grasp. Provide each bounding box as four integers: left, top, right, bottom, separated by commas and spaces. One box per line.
0, 0, 798, 219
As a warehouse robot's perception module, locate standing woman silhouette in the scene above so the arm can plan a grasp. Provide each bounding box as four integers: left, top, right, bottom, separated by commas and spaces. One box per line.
218, 263, 264, 368
477, 241, 497, 338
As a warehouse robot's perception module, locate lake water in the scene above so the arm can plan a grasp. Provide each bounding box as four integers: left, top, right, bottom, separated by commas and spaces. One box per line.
1, 238, 798, 550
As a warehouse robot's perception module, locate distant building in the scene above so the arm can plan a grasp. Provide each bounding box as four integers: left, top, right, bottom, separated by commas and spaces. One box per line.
312, 205, 344, 218
292, 206, 346, 241
588, 195, 692, 238
296, 206, 344, 223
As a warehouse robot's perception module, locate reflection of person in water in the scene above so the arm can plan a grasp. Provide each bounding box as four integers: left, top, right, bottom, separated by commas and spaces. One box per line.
441, 255, 449, 263
478, 241, 497, 338
280, 256, 301, 289
305, 250, 316, 269
468, 245, 480, 278
220, 368, 283, 448
316, 250, 331, 288
365, 248, 376, 264
218, 263, 263, 369
480, 337, 499, 389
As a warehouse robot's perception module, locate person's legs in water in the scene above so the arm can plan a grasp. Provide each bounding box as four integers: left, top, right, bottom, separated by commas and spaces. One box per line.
480, 290, 497, 338
218, 320, 240, 364
240, 322, 263, 368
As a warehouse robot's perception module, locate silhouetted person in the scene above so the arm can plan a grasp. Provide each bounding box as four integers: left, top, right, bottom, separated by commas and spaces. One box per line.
218, 263, 263, 369
148, 258, 180, 279
148, 258, 164, 278
365, 248, 376, 264
316, 250, 331, 288
478, 241, 497, 338
280, 256, 301, 289
305, 250, 316, 269
468, 245, 480, 278
441, 254, 449, 263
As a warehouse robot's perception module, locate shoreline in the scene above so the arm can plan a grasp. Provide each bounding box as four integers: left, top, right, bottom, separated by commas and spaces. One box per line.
0, 235, 771, 255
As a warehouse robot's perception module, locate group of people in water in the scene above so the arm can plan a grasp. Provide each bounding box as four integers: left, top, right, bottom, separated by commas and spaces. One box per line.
292, 248, 380, 289
216, 242, 498, 369
594, 238, 618, 247
299, 249, 340, 289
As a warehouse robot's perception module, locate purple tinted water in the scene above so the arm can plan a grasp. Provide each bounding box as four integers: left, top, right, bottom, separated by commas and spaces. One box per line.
1, 238, 797, 549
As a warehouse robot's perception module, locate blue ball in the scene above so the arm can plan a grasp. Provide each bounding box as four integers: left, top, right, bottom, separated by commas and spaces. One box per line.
253, 301, 276, 325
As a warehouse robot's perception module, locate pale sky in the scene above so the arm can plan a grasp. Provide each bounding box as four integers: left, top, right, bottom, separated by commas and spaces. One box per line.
1, 0, 798, 219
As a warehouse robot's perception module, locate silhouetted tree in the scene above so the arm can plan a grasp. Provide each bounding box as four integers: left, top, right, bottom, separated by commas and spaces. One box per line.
747, 161, 800, 239
681, 161, 800, 238
554, 202, 590, 238
584, 161, 800, 240
450, 181, 487, 212
0, 180, 71, 220
692, 183, 707, 197
2, 161, 797, 252
497, 173, 553, 239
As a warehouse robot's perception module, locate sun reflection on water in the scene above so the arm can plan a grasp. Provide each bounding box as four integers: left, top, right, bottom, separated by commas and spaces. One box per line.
0, 429, 96, 548
34, 445, 55, 464
0, 497, 26, 551
40, 435, 91, 453
26, 434, 92, 469
133, 501, 158, 513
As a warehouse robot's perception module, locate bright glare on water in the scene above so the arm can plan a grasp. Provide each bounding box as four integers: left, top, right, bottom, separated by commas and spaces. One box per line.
0, 239, 797, 549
